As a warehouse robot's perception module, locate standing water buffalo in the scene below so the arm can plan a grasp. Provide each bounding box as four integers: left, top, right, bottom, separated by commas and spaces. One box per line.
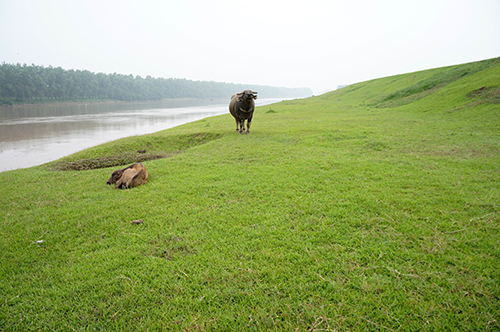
229, 90, 258, 134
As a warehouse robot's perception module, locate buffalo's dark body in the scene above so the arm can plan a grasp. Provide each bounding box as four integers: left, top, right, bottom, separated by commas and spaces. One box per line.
229, 90, 258, 134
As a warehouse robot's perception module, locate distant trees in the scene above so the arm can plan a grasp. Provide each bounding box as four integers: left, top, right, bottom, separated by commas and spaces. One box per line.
0, 63, 312, 105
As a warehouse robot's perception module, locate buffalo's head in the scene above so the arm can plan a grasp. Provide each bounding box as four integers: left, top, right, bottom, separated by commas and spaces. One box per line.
237, 90, 258, 101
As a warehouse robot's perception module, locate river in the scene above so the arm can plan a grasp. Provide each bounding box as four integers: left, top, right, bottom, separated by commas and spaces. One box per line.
0, 98, 284, 172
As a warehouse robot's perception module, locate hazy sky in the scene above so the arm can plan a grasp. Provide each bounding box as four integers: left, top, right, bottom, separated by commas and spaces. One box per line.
1, 0, 499, 94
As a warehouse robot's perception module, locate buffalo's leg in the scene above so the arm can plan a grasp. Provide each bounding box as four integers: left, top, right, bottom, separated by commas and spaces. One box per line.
246, 119, 251, 134
239, 119, 245, 134
235, 119, 239, 132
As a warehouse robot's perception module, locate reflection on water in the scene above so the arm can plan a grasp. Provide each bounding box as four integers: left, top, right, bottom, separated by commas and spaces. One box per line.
0, 98, 283, 172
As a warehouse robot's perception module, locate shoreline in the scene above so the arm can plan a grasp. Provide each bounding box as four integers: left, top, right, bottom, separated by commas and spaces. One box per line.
0, 97, 288, 173
0, 99, 235, 173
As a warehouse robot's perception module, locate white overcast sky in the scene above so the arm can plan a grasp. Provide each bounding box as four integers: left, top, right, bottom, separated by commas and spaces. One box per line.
1, 0, 499, 94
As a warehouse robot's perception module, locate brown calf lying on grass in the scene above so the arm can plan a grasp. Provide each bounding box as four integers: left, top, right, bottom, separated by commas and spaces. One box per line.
106, 163, 148, 189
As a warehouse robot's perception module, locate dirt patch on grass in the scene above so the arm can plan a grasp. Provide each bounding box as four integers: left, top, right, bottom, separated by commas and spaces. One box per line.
466, 86, 500, 104
409, 146, 499, 160
146, 235, 197, 260
50, 153, 175, 171
49, 132, 221, 171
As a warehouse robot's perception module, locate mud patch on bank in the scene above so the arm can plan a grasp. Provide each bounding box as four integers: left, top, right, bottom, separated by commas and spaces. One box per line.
49, 132, 221, 171
466, 86, 500, 104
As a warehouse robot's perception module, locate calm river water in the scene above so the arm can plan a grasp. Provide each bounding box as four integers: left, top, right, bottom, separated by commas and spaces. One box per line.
0, 98, 283, 172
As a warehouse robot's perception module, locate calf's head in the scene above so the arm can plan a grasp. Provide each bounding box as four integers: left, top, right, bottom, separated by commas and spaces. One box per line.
106, 169, 124, 185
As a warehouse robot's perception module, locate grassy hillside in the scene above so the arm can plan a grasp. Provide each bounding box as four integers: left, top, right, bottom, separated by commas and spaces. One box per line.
1, 58, 499, 331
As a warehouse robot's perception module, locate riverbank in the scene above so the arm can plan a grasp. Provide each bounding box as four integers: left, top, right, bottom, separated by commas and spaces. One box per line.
0, 99, 233, 172
1, 59, 499, 330
0, 97, 288, 172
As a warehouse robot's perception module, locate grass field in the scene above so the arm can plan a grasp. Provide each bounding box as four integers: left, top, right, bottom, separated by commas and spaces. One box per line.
1, 58, 499, 331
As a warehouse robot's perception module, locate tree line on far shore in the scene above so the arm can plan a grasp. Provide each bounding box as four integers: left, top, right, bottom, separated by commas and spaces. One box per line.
0, 63, 312, 105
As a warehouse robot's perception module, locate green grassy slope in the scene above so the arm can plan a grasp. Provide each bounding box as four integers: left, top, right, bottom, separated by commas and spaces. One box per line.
1, 58, 499, 331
